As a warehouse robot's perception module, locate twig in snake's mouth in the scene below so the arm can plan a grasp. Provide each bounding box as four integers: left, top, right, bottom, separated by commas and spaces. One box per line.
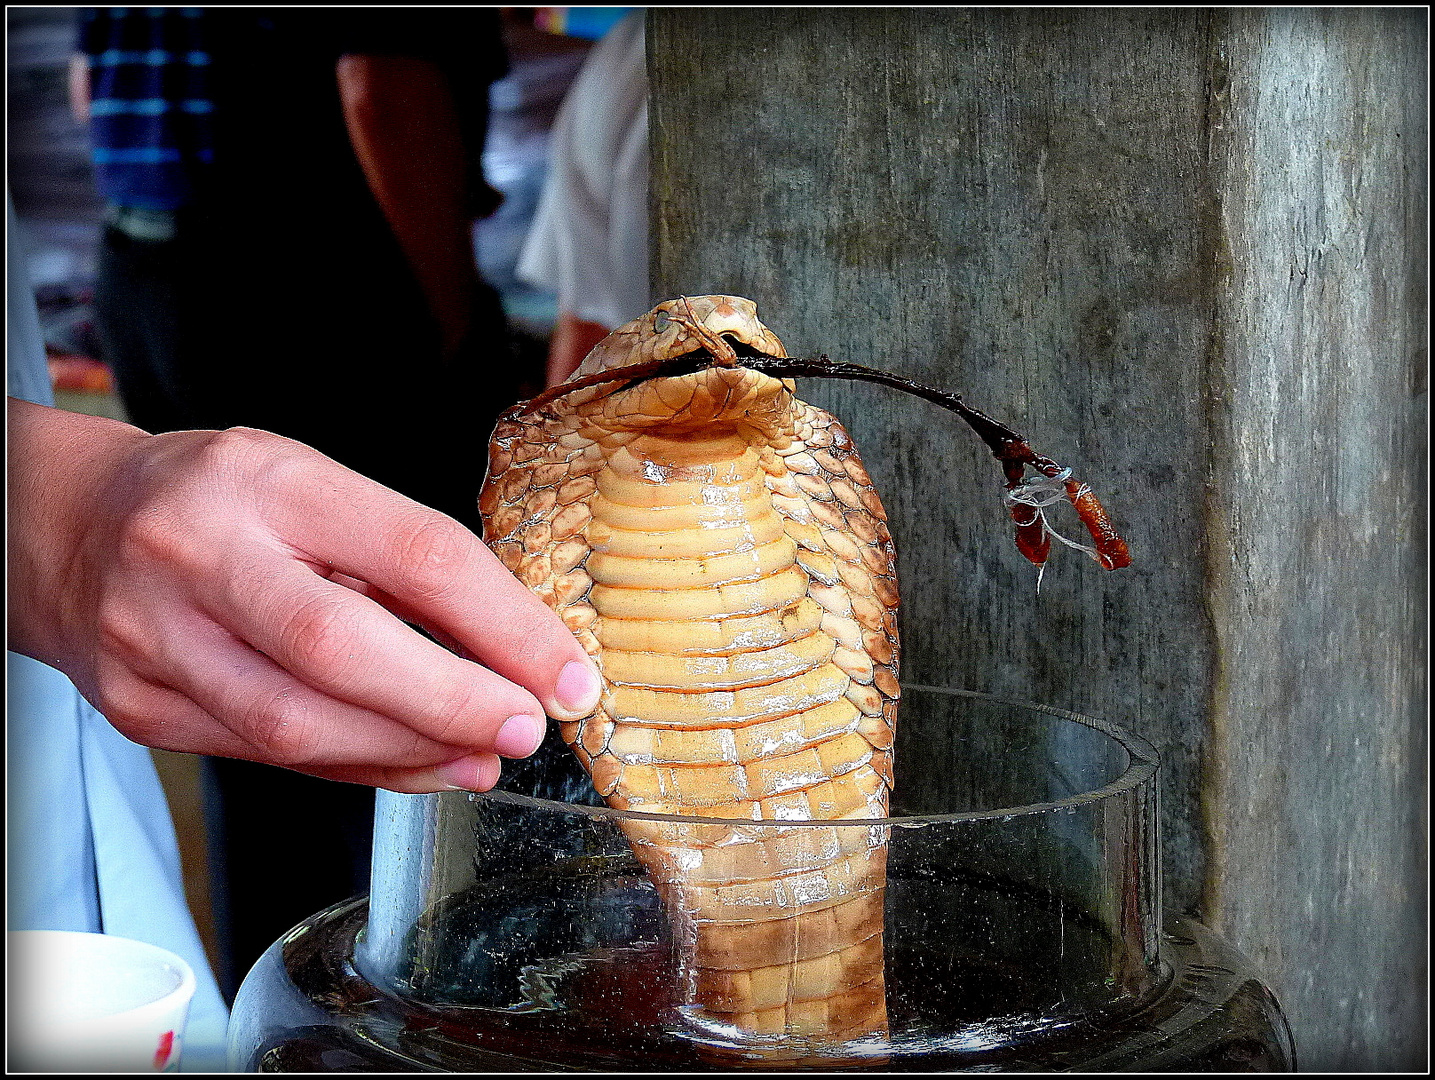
516, 347, 1131, 575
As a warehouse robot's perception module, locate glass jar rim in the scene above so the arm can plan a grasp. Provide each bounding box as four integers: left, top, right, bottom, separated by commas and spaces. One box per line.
473, 686, 1159, 828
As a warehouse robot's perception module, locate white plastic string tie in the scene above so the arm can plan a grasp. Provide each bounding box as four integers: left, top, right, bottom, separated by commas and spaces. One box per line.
1002, 467, 1072, 510
1044, 518, 1105, 563
1002, 467, 1107, 571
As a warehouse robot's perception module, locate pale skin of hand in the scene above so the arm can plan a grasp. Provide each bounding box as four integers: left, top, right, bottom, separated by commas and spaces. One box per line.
7, 398, 603, 793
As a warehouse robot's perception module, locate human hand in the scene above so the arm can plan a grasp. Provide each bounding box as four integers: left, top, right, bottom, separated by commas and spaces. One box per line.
7, 399, 602, 793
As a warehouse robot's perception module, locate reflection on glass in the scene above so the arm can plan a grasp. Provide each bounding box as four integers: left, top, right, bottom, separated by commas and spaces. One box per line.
355, 687, 1163, 1067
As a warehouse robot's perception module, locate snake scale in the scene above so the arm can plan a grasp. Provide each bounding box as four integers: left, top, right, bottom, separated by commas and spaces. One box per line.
480, 295, 902, 1055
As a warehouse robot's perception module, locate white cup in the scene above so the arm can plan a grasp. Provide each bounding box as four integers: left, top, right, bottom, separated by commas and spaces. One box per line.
7, 930, 196, 1073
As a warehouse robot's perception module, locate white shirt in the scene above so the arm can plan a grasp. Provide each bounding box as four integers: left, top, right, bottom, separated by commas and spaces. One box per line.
7, 195, 231, 1071
517, 10, 649, 329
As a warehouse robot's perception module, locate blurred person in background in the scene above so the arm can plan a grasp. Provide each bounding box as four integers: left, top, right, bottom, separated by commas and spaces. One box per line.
516, 9, 648, 387
71, 6, 518, 1000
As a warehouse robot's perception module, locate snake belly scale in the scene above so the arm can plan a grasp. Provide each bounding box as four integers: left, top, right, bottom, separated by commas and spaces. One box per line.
479, 295, 900, 1051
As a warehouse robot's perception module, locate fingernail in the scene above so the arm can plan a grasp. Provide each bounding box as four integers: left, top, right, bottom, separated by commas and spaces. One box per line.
493, 713, 545, 758
436, 754, 500, 791
555, 660, 603, 716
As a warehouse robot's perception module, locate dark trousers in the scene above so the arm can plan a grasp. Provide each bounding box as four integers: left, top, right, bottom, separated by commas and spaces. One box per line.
93, 216, 524, 1000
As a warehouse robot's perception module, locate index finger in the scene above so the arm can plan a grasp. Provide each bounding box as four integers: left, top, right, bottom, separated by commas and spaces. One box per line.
267, 454, 603, 721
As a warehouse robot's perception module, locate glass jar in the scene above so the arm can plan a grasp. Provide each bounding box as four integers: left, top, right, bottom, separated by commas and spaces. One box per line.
228, 687, 1294, 1071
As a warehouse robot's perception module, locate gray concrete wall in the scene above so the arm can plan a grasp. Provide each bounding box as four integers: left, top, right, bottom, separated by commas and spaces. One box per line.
649, 8, 1425, 1069
1203, 9, 1427, 1069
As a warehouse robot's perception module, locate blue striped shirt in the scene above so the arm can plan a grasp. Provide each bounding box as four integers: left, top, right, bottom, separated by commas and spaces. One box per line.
78, 8, 215, 210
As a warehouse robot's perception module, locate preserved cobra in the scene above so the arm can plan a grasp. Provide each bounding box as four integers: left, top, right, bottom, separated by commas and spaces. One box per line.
479, 294, 1129, 1058
480, 296, 895, 1055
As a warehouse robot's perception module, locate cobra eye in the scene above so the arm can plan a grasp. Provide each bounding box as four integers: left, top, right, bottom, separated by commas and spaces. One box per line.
653, 311, 671, 332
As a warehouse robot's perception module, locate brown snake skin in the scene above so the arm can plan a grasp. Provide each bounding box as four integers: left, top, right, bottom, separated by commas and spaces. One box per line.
479, 296, 899, 1055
